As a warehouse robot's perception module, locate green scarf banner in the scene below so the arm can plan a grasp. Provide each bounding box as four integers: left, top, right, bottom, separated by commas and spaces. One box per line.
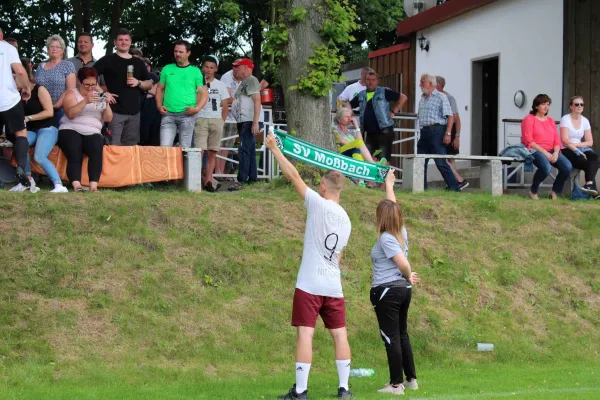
273, 130, 391, 182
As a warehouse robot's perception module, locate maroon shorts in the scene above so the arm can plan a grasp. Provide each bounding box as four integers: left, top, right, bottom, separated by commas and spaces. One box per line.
291, 288, 346, 329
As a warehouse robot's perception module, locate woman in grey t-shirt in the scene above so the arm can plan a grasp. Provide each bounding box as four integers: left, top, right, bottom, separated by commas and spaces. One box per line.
369, 171, 420, 395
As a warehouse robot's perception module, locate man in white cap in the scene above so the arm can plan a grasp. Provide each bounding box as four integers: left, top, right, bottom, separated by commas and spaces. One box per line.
195, 55, 230, 192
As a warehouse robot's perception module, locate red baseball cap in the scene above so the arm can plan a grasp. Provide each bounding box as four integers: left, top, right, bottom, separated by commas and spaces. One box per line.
232, 58, 254, 69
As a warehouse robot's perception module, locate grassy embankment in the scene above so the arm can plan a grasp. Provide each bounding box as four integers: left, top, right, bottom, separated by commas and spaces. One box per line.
0, 183, 599, 399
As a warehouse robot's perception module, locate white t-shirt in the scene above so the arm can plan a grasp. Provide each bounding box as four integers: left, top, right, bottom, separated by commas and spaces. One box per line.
232, 75, 261, 123
296, 188, 352, 298
197, 78, 230, 119
560, 114, 591, 146
338, 81, 366, 103
0, 41, 22, 112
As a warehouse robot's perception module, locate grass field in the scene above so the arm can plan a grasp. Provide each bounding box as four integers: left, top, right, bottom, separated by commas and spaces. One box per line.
0, 182, 599, 399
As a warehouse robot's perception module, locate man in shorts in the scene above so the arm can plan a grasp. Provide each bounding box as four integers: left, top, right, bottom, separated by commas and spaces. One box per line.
0, 36, 32, 186
194, 55, 229, 192
265, 133, 355, 399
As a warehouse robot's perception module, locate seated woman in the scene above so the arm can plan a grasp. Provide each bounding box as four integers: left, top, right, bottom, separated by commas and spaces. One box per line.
560, 96, 598, 197
10, 58, 67, 193
332, 107, 378, 163
521, 94, 572, 200
58, 67, 112, 192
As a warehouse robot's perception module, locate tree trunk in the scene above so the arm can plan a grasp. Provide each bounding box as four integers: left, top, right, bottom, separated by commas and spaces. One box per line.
82, 0, 92, 33
71, 0, 83, 36
250, 19, 262, 80
106, 0, 128, 55
280, 0, 334, 150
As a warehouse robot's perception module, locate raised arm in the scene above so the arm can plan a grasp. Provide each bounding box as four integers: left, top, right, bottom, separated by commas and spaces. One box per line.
385, 168, 396, 203
265, 133, 307, 198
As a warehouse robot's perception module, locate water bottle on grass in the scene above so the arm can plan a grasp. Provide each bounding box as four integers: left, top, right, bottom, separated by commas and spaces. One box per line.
349, 368, 375, 378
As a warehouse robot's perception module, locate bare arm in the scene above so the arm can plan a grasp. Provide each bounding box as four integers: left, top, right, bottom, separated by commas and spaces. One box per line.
392, 93, 408, 114
385, 169, 396, 202
251, 92, 261, 135
139, 80, 152, 91
54, 73, 77, 109
63, 90, 90, 119
580, 129, 594, 148
155, 83, 167, 114
454, 112, 461, 135
221, 99, 228, 121
12, 63, 31, 100
196, 86, 208, 110
102, 103, 113, 123
27, 86, 54, 121
560, 127, 579, 152
265, 133, 307, 198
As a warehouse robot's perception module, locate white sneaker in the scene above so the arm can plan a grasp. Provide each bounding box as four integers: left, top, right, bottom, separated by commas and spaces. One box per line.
50, 185, 69, 193
9, 183, 27, 192
29, 185, 40, 193
402, 379, 418, 390
377, 383, 405, 395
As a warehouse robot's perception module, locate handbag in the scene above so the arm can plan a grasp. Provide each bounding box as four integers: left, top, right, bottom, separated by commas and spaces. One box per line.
101, 124, 112, 145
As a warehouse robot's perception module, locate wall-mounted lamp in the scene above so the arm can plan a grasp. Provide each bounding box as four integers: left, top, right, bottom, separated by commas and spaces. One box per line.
418, 34, 429, 52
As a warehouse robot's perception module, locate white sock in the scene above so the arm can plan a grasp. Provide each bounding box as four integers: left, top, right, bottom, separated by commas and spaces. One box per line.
295, 362, 311, 393
336, 359, 351, 390
29, 177, 36, 186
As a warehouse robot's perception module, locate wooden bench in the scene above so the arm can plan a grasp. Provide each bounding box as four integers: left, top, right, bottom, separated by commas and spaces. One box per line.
397, 154, 522, 196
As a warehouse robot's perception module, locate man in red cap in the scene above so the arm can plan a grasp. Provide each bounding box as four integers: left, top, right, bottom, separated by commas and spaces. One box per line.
228, 58, 262, 191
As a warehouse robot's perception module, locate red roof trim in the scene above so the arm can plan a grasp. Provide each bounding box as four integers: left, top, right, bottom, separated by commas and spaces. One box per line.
397, 0, 500, 36
368, 43, 411, 59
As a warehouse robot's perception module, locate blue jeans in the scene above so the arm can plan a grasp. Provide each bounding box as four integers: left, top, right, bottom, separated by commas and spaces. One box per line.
417, 124, 459, 191
237, 121, 258, 183
159, 112, 195, 148
531, 151, 572, 194
25, 127, 61, 184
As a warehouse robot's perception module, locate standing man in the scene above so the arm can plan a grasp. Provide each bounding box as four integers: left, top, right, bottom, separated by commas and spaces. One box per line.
67, 32, 105, 87
227, 58, 261, 191
155, 40, 206, 148
436, 76, 467, 189
349, 71, 407, 162
339, 67, 373, 108
93, 28, 152, 145
0, 37, 32, 186
264, 133, 354, 400
194, 55, 229, 191
417, 73, 460, 191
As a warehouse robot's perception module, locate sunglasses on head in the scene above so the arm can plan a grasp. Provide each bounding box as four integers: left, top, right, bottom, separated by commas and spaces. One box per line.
573, 103, 584, 107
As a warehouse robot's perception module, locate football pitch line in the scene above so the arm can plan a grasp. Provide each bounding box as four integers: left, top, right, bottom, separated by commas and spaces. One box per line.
410, 386, 600, 399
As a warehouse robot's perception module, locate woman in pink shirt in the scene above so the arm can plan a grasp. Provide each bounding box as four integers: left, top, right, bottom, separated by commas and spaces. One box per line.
521, 94, 572, 200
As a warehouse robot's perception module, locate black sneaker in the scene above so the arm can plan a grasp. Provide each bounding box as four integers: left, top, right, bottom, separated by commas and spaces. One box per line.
581, 184, 598, 196
204, 181, 221, 193
337, 387, 354, 398
278, 384, 308, 399
458, 180, 469, 191
15, 166, 30, 187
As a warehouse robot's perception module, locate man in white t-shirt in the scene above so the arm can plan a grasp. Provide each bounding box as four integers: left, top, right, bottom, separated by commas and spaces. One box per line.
195, 55, 230, 192
265, 133, 354, 400
339, 66, 373, 108
0, 39, 32, 187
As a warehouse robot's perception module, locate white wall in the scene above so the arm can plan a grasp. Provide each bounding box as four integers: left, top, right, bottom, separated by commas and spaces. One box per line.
415, 0, 564, 155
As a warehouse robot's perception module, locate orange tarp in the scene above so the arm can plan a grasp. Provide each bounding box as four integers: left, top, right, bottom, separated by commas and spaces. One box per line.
18, 145, 183, 187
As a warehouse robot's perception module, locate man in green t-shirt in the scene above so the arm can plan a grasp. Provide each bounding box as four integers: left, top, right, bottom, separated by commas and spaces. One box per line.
155, 40, 207, 148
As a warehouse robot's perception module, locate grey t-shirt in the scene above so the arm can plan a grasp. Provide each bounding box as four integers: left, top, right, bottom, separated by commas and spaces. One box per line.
445, 92, 458, 115
371, 230, 409, 287
232, 75, 260, 123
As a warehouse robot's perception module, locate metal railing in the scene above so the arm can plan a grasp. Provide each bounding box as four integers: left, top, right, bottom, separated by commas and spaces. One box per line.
212, 109, 420, 182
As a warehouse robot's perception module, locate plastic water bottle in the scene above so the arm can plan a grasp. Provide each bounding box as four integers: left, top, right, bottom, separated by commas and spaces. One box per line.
349, 368, 375, 378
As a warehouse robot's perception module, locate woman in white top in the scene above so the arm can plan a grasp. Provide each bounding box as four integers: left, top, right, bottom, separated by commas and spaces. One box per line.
58, 67, 113, 192
560, 96, 598, 196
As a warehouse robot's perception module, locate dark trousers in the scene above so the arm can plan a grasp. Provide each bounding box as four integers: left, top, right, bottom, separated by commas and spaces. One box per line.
57, 129, 104, 183
530, 151, 572, 194
561, 149, 599, 183
417, 124, 459, 191
365, 126, 393, 160
370, 285, 417, 385
140, 97, 161, 146
237, 121, 257, 183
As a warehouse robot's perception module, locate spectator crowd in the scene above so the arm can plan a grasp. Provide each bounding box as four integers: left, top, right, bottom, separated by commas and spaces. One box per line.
1, 27, 597, 198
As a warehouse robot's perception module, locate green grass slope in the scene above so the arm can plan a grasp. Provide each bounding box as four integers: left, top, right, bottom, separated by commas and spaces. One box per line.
0, 184, 599, 397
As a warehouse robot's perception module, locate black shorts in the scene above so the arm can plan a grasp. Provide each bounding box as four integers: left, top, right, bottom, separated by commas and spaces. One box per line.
0, 101, 26, 136
446, 123, 459, 155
